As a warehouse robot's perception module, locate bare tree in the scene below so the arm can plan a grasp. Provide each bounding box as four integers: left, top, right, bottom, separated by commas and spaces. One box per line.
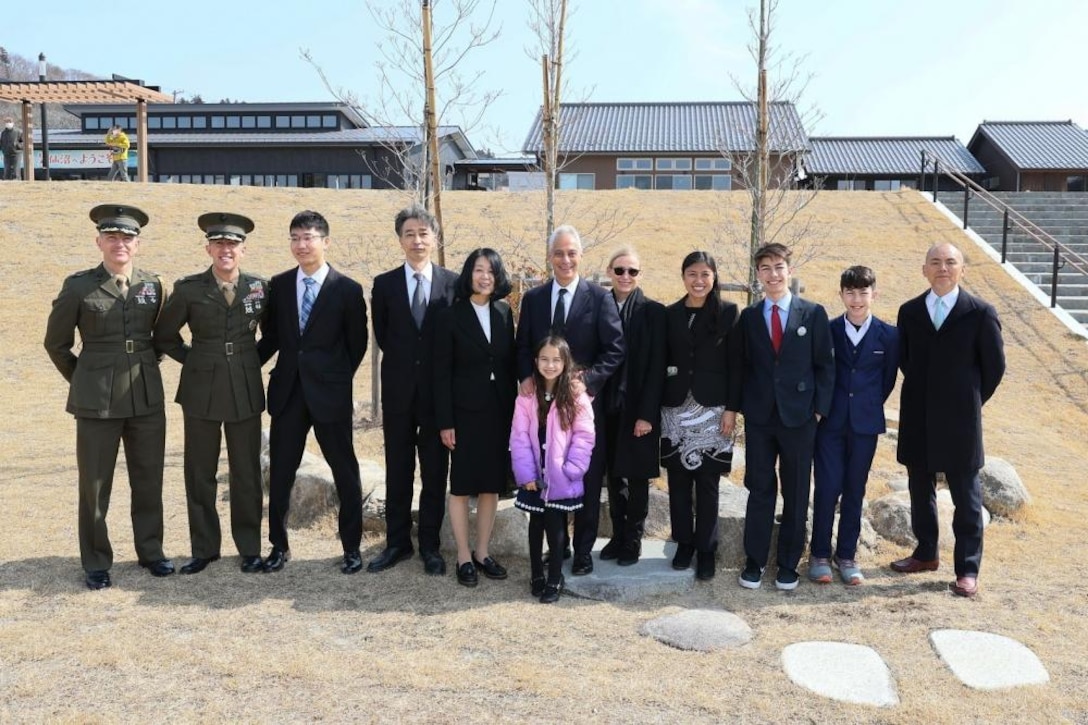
303, 0, 500, 205
719, 0, 824, 304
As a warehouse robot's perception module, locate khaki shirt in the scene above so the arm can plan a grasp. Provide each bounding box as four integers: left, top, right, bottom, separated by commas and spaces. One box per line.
44, 264, 166, 418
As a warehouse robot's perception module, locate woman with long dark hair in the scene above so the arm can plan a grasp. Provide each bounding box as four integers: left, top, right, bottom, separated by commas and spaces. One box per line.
600, 246, 666, 566
660, 251, 742, 581
434, 248, 517, 587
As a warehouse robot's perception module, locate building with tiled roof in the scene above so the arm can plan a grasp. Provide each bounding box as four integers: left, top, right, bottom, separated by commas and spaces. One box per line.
968, 121, 1088, 192
807, 136, 984, 191
522, 101, 808, 191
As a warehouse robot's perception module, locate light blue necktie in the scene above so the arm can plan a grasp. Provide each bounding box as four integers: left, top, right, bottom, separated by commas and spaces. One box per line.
300, 277, 317, 332
933, 297, 947, 330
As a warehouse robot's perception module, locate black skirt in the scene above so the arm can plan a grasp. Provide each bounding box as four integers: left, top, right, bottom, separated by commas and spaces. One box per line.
448, 382, 512, 496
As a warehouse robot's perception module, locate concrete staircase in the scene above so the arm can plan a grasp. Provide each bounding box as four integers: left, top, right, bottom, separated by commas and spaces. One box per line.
941, 191, 1088, 326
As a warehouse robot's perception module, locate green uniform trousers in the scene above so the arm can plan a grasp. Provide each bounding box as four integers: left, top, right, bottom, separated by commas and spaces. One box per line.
183, 413, 263, 558
76, 411, 166, 572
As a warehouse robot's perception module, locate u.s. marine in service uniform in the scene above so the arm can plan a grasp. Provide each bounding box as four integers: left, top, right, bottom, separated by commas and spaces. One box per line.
154, 213, 268, 575
44, 204, 174, 590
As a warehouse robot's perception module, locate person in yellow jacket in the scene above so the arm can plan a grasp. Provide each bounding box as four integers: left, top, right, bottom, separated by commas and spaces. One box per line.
105, 125, 130, 182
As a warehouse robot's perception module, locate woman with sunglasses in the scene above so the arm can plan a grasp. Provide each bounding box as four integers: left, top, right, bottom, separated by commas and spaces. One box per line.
660, 251, 742, 581
600, 247, 667, 566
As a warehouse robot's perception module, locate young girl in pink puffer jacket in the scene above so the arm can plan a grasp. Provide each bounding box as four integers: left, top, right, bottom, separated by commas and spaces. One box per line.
510, 335, 595, 603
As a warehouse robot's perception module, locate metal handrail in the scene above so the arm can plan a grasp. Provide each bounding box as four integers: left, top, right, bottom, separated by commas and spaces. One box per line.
920, 150, 1088, 309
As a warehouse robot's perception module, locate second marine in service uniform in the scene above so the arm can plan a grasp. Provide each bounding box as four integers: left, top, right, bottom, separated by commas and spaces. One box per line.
44, 204, 173, 590
155, 213, 268, 574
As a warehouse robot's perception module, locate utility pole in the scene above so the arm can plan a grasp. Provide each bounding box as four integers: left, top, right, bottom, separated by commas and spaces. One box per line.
421, 0, 445, 266
39, 53, 49, 181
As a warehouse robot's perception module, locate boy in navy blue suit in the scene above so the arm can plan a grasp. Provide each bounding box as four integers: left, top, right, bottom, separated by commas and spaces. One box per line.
808, 266, 898, 585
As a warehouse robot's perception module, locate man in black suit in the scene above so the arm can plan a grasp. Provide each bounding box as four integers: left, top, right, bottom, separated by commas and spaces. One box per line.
891, 242, 1005, 598
257, 210, 368, 574
368, 205, 458, 576
514, 225, 625, 575
738, 243, 834, 591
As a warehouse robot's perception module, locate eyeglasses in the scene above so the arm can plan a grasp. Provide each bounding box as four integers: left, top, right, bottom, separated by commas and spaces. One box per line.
289, 234, 325, 245
612, 267, 640, 277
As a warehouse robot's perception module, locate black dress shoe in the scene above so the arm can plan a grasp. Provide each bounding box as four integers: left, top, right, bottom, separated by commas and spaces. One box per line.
366, 546, 414, 573
599, 539, 621, 561
341, 550, 363, 574
140, 559, 175, 577
472, 552, 508, 580
240, 555, 264, 573
696, 550, 717, 581
85, 570, 111, 590
421, 549, 447, 576
672, 543, 695, 570
539, 574, 565, 604
263, 548, 290, 572
571, 554, 593, 576
617, 542, 641, 567
530, 576, 546, 597
456, 561, 478, 587
180, 555, 221, 575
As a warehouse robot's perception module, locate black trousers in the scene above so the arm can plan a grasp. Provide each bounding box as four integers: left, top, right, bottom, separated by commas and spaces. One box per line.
529, 508, 567, 585
381, 405, 449, 553
571, 397, 607, 557
604, 412, 650, 546
742, 412, 817, 572
268, 383, 363, 553
666, 463, 720, 553
907, 466, 984, 577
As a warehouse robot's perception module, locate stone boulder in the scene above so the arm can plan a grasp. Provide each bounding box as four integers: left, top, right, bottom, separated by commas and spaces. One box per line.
868, 490, 990, 549
641, 609, 753, 652
438, 498, 530, 558
979, 457, 1031, 517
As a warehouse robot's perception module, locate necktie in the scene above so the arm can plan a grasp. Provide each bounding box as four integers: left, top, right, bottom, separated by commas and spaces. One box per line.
933, 297, 947, 329
552, 288, 568, 333
771, 303, 783, 354
300, 277, 317, 332
221, 282, 236, 305
411, 272, 426, 328
114, 274, 129, 299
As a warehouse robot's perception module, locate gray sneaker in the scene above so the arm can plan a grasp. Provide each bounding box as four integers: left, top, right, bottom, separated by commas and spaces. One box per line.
808, 557, 833, 583
834, 556, 864, 585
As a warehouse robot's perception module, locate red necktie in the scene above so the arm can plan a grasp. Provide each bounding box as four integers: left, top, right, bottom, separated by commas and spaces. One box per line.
771, 304, 783, 354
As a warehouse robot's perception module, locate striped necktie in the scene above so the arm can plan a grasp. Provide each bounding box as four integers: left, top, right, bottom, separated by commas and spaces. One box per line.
300, 277, 317, 332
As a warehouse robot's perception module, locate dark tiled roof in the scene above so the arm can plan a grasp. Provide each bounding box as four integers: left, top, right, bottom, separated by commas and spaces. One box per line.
34, 126, 466, 148
968, 121, 1088, 170
806, 137, 984, 175
522, 102, 808, 154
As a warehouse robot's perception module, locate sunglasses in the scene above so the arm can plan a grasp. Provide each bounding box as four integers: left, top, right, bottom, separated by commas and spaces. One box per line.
612, 267, 640, 277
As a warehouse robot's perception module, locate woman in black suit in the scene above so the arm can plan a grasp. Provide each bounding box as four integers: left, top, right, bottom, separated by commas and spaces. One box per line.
434, 248, 517, 587
660, 251, 742, 581
600, 246, 666, 566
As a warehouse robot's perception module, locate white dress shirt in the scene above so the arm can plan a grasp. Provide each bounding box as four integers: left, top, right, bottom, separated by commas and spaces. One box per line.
296, 263, 330, 311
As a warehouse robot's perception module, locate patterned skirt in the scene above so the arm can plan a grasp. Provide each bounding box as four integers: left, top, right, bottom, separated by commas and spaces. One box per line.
660, 393, 735, 474
514, 487, 584, 514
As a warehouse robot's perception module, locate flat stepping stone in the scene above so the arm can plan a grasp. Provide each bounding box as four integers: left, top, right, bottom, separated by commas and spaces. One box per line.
562, 539, 694, 602
641, 609, 753, 652
929, 629, 1049, 690
782, 642, 899, 707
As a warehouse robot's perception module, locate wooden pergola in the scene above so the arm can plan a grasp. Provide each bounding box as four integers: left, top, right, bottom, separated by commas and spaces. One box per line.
0, 79, 172, 182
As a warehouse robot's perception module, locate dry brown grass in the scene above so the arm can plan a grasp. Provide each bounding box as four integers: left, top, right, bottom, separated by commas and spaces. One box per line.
1, 183, 1086, 723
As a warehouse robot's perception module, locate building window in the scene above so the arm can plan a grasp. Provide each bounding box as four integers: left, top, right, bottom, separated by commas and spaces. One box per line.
616, 158, 652, 171
147, 117, 162, 130
85, 117, 101, 131
656, 158, 692, 171
695, 157, 731, 171
177, 116, 192, 129
1068, 175, 1086, 192
241, 116, 256, 129
694, 174, 732, 190
326, 174, 372, 189
291, 115, 306, 128
656, 175, 693, 190
617, 175, 653, 190
836, 179, 867, 190
873, 179, 901, 191
226, 116, 241, 129
275, 116, 290, 129
211, 116, 226, 129
323, 115, 339, 128
307, 115, 322, 128
192, 116, 207, 129
257, 116, 272, 129
558, 173, 595, 190
161, 116, 177, 130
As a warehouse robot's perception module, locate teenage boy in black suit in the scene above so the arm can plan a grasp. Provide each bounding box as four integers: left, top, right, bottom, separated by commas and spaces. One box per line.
368, 205, 458, 576
258, 210, 368, 574
738, 243, 834, 591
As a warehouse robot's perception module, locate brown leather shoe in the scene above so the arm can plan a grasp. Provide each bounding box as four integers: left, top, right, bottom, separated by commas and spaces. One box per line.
950, 577, 978, 598
890, 556, 939, 573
